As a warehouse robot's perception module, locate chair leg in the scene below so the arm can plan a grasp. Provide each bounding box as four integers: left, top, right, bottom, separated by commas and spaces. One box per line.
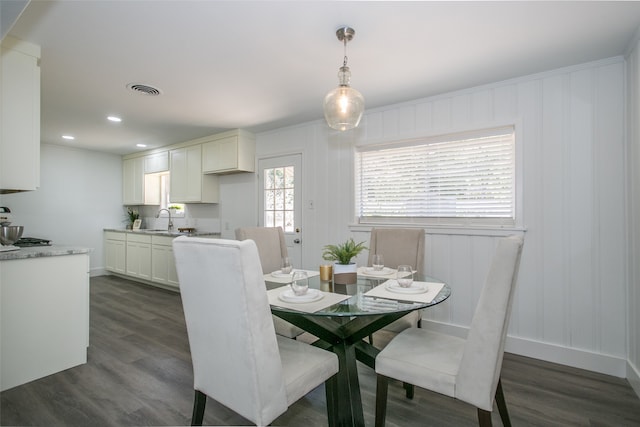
403, 382, 414, 399
495, 378, 511, 427
191, 390, 206, 426
477, 408, 492, 427
375, 374, 389, 427
369, 334, 374, 345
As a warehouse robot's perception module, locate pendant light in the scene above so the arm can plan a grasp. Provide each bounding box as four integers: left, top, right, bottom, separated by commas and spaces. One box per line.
323, 26, 364, 131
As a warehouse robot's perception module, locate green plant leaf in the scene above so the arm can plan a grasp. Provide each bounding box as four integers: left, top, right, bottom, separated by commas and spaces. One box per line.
322, 238, 368, 265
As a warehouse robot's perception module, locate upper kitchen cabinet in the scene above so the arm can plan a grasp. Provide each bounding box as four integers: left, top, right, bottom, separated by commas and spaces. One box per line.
170, 145, 218, 203
122, 151, 169, 205
144, 151, 169, 174
202, 129, 255, 174
122, 156, 144, 205
0, 37, 41, 194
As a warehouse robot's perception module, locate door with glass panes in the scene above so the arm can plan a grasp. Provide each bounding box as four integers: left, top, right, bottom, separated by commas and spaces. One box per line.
258, 154, 302, 269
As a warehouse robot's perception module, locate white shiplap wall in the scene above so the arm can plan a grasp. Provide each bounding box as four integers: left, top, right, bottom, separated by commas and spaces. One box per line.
241, 57, 628, 376
626, 38, 640, 394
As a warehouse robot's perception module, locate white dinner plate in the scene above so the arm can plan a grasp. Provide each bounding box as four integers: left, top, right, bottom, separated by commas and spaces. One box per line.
278, 288, 323, 303
271, 270, 293, 278
385, 281, 428, 294
362, 267, 395, 276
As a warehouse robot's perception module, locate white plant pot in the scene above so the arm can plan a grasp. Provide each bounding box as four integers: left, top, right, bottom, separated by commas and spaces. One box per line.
333, 262, 357, 284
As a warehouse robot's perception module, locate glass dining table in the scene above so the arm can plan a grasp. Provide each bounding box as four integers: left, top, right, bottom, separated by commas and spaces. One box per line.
266, 271, 451, 427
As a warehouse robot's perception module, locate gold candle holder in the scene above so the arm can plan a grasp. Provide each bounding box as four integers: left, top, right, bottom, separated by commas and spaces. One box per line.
319, 264, 333, 281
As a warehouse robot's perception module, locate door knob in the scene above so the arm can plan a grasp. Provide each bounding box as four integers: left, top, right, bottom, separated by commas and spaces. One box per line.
294, 239, 301, 244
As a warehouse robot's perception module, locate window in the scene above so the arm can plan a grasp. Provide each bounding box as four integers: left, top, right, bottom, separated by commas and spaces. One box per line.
160, 173, 185, 217
355, 126, 515, 226
263, 166, 295, 232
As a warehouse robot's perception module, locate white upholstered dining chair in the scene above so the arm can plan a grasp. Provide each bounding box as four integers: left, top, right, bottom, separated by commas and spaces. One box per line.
235, 226, 304, 339
374, 235, 524, 427
172, 236, 338, 426
235, 226, 287, 274
367, 227, 426, 339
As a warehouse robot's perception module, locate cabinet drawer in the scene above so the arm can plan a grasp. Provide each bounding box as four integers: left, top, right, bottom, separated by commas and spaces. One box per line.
126, 233, 152, 244
104, 231, 126, 241
151, 235, 175, 246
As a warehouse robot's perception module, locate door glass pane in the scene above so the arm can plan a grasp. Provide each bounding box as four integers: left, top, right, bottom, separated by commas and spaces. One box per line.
275, 167, 284, 188
265, 211, 274, 227
265, 168, 275, 189
264, 165, 295, 232
284, 211, 294, 231
284, 189, 294, 210
275, 189, 284, 210
265, 189, 275, 210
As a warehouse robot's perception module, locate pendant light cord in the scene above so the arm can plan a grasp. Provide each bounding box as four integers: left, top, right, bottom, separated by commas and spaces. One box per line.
343, 37, 348, 67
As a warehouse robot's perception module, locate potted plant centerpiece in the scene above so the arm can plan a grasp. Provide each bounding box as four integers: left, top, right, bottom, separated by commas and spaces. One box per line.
322, 238, 367, 284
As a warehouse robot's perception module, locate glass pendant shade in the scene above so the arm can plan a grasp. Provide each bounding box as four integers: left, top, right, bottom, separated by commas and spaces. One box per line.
323, 66, 365, 131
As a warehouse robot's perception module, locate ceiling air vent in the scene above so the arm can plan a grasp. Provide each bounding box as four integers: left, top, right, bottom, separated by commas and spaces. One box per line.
126, 83, 162, 96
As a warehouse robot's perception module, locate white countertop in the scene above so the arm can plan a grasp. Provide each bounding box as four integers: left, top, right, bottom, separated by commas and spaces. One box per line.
103, 228, 221, 238
0, 245, 92, 261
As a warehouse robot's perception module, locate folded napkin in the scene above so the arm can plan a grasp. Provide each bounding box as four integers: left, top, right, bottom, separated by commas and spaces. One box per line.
364, 280, 445, 304
267, 286, 351, 313
264, 269, 320, 284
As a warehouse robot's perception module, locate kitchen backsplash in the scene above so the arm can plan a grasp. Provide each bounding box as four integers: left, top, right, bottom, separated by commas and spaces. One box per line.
136, 204, 221, 233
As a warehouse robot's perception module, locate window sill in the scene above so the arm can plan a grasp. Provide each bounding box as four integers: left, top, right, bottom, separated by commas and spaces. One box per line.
349, 223, 527, 237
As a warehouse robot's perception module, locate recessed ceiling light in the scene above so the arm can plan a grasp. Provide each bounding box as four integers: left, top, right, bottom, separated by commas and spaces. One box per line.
107, 116, 122, 122
62, 135, 75, 140
136, 144, 147, 148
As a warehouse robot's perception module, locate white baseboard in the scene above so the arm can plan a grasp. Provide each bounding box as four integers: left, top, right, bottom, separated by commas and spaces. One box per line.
628, 360, 640, 399
90, 267, 108, 277
421, 319, 628, 378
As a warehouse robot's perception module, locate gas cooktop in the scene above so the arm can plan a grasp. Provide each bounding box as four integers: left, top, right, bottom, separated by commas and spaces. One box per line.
15, 237, 52, 247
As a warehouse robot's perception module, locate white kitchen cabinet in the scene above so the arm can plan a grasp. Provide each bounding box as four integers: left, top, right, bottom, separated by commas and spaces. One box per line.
0, 36, 41, 193
122, 156, 144, 205
170, 145, 219, 203
1, 253, 89, 391
123, 152, 168, 205
144, 151, 169, 174
151, 235, 179, 289
125, 233, 152, 280
202, 130, 255, 174
143, 152, 169, 205
105, 231, 126, 274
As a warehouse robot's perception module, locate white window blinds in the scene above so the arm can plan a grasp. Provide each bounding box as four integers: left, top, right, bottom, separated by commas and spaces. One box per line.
355, 127, 515, 225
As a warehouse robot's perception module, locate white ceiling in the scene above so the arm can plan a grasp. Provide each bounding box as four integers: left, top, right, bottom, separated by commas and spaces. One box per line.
5, 1, 640, 155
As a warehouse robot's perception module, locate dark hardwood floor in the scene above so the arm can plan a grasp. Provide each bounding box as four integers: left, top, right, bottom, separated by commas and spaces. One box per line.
2, 275, 640, 426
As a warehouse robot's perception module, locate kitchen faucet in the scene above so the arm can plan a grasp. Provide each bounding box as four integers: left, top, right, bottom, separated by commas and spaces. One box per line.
155, 208, 173, 231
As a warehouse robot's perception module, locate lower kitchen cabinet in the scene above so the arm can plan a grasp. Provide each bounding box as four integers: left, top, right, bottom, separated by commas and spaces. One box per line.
105, 231, 126, 274
104, 231, 180, 291
125, 233, 152, 280
1, 252, 90, 391
151, 235, 179, 289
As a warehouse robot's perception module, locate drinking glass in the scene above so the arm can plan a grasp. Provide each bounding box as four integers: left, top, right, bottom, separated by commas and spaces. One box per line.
281, 257, 292, 274
290, 270, 309, 296
397, 265, 414, 288
372, 254, 384, 271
